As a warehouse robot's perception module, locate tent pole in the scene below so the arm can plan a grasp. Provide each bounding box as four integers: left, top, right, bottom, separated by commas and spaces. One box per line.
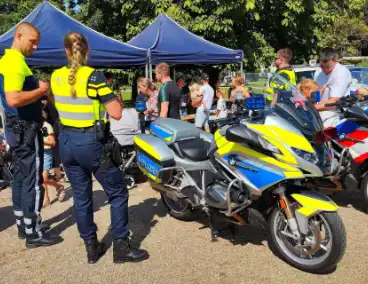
173, 68, 176, 81
145, 63, 148, 78
240, 61, 244, 77
149, 63, 153, 81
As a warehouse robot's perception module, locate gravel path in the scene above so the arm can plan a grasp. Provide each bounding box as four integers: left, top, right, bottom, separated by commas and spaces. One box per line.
1, 182, 368, 284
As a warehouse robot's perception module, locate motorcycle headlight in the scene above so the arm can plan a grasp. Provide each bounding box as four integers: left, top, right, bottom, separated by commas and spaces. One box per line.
258, 137, 281, 154
292, 147, 318, 164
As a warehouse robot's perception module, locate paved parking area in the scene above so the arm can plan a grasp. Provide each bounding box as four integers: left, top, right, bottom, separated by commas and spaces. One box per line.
1, 182, 368, 284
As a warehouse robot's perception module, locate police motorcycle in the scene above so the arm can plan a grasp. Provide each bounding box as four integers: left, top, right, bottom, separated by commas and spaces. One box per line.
134, 74, 347, 273
320, 95, 368, 207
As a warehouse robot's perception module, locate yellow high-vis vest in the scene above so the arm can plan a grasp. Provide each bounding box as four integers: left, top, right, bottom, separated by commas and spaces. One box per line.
51, 66, 107, 128
276, 67, 296, 86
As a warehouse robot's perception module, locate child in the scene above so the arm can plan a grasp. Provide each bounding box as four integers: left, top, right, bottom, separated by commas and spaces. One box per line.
298, 78, 319, 101
42, 110, 65, 207
215, 81, 227, 119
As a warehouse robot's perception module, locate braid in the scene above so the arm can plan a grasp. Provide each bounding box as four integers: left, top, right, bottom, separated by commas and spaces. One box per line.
68, 41, 82, 97
64, 32, 89, 97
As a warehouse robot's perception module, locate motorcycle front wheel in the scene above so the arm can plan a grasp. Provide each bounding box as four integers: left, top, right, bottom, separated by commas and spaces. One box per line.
269, 208, 346, 273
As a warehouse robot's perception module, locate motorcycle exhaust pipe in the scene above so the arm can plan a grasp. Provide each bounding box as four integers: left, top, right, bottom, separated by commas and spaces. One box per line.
150, 181, 166, 193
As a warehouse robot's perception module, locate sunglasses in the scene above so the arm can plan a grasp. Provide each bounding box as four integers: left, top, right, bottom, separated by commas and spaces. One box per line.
319, 61, 334, 69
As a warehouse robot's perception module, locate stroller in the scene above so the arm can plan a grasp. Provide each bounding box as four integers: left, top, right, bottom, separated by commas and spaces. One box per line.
110, 105, 142, 189
0, 132, 13, 190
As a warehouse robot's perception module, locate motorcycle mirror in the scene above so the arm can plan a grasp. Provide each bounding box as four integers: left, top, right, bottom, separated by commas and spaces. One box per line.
345, 105, 368, 121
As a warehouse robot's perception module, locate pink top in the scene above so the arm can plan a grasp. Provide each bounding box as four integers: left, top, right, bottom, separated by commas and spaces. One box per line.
146, 90, 159, 120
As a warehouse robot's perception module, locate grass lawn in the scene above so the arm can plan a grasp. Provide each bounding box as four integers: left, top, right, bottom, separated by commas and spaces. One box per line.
122, 89, 133, 101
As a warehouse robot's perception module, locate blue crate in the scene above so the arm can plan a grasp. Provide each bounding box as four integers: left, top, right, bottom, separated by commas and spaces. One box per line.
245, 96, 265, 110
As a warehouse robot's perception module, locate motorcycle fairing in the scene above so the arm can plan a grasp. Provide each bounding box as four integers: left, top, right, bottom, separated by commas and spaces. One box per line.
216, 141, 304, 191
247, 123, 314, 165
223, 154, 288, 189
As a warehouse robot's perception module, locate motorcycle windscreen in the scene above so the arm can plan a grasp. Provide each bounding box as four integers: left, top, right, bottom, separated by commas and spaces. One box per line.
268, 74, 324, 142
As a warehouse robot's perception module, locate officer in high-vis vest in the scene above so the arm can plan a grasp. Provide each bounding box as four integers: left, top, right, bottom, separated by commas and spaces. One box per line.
0, 22, 62, 248
267, 48, 297, 102
51, 32, 149, 264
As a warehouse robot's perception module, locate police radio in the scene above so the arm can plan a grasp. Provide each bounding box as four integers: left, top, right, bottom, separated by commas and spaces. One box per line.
95, 120, 106, 142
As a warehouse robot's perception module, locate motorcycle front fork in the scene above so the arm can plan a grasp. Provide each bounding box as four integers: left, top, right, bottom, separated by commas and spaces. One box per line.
278, 191, 301, 239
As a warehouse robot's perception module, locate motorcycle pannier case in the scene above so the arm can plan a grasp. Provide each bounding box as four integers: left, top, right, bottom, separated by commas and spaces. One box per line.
134, 134, 175, 183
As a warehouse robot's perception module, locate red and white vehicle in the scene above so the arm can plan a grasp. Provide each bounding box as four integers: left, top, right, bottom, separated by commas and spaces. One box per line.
326, 97, 368, 206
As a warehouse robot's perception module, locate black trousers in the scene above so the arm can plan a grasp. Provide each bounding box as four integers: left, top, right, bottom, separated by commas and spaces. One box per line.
6, 128, 44, 237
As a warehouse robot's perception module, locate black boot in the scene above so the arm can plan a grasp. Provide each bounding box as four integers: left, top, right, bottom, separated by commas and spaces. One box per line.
113, 238, 149, 263
18, 228, 26, 240
84, 238, 105, 264
19, 223, 51, 240
26, 233, 63, 249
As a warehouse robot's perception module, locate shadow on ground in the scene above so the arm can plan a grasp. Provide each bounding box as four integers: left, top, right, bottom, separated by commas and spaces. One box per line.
0, 205, 15, 232
46, 189, 167, 251
46, 190, 110, 236
101, 198, 167, 250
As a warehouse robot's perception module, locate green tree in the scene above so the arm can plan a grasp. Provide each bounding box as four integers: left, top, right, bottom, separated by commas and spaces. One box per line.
0, 1, 68, 35
313, 0, 368, 56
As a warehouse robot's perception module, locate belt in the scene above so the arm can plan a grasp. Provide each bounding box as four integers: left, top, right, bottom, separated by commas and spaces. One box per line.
4, 116, 40, 129
61, 125, 95, 133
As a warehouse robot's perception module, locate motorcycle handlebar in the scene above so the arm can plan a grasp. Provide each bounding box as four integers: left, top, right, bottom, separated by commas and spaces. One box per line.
324, 103, 339, 107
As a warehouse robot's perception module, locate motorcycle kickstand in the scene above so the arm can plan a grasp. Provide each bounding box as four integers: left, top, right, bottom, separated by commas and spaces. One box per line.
206, 210, 219, 242
228, 223, 236, 245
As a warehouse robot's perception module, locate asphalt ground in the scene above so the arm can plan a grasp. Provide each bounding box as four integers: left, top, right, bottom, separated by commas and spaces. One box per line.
1, 181, 368, 284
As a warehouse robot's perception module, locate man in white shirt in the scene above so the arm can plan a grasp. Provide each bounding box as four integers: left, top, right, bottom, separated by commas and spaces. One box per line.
315, 48, 352, 127
194, 73, 214, 132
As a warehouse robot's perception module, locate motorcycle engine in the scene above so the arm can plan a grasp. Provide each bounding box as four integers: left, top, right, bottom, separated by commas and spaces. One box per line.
205, 181, 247, 210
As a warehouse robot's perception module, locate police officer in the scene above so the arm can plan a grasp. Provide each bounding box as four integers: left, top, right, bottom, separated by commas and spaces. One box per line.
274, 48, 296, 85
51, 32, 149, 264
0, 22, 62, 247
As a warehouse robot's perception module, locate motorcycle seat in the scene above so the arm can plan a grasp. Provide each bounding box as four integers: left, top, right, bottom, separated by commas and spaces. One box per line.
171, 138, 211, 162
150, 118, 201, 145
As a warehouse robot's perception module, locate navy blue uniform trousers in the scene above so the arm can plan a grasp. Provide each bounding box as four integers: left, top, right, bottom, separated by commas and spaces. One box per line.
58, 130, 129, 240
5, 128, 44, 236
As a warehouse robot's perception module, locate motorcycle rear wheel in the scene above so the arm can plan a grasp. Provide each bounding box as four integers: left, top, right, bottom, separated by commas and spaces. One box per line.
161, 192, 199, 221
269, 208, 346, 273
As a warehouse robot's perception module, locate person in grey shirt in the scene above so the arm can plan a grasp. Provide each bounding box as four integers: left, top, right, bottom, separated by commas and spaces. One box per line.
110, 101, 140, 146
194, 73, 214, 132
315, 48, 352, 127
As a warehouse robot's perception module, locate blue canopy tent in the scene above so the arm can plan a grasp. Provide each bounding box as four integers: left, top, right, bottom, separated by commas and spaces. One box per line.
128, 14, 244, 79
0, 1, 147, 67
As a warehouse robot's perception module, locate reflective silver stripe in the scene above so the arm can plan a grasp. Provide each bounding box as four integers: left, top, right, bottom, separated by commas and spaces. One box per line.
24, 218, 32, 225
16, 219, 21, 226
14, 210, 24, 217
34, 134, 41, 233
58, 111, 106, 121
25, 228, 33, 235
54, 95, 92, 105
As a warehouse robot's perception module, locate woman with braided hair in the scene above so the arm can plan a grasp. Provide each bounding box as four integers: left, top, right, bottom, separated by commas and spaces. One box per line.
51, 32, 149, 264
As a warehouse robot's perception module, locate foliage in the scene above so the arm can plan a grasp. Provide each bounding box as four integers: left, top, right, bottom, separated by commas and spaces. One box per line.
0, 0, 67, 35
313, 0, 368, 56
1, 0, 368, 71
